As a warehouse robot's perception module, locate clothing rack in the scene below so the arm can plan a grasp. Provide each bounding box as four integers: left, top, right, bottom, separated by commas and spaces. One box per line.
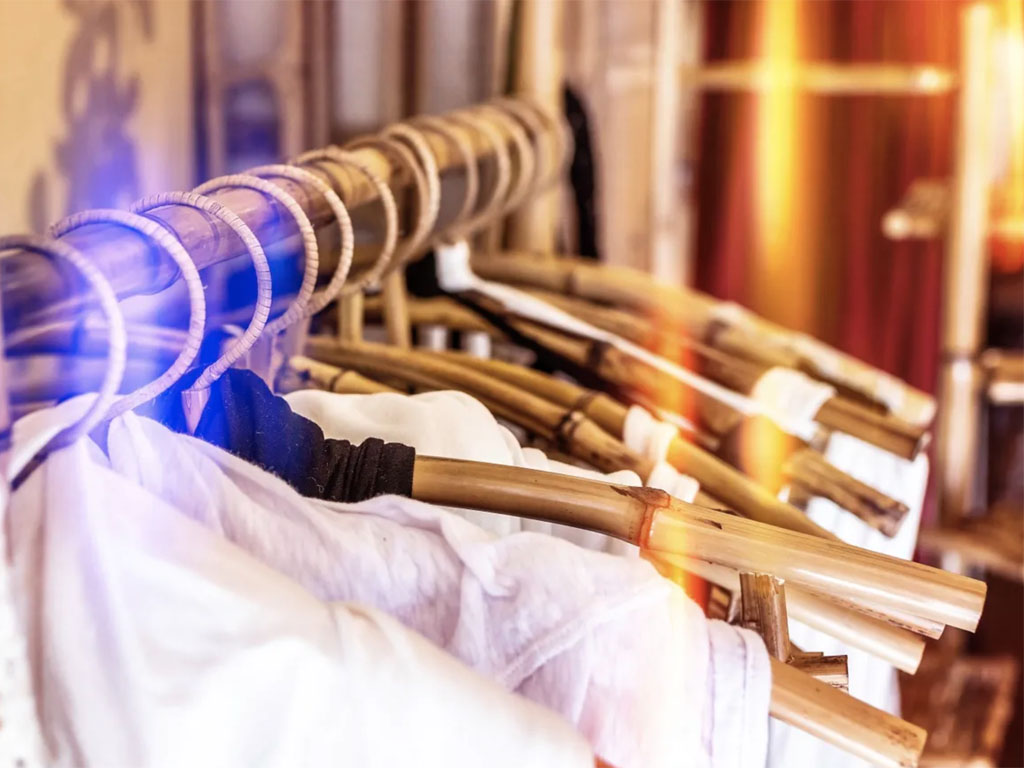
0, 94, 989, 768
0, 106, 534, 339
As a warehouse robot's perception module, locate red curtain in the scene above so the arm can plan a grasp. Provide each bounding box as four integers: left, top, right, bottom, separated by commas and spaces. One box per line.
694, 0, 962, 394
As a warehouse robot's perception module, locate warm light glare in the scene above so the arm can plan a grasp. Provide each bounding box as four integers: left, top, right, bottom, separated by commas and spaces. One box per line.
749, 0, 801, 487
992, 0, 1024, 271
755, 0, 799, 274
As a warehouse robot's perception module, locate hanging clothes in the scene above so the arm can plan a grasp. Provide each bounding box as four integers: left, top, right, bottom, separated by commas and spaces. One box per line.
6, 434, 591, 768
100, 406, 770, 768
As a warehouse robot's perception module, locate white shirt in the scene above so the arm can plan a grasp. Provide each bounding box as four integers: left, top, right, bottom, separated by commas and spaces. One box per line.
7, 417, 593, 768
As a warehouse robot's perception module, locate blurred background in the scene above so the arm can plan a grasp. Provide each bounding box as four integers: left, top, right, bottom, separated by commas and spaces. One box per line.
0, 0, 1021, 764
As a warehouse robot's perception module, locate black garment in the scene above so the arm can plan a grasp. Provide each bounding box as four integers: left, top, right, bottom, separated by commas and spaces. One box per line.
140, 368, 415, 503
564, 85, 599, 260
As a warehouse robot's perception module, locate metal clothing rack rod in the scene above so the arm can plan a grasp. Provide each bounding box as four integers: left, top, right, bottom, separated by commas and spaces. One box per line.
0, 102, 536, 338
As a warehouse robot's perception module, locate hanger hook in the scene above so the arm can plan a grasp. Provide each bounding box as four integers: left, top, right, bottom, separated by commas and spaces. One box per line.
293, 147, 399, 296
381, 123, 444, 255
407, 114, 480, 244
468, 103, 536, 217
346, 132, 437, 271
194, 174, 319, 336
443, 109, 512, 236
0, 234, 127, 455
129, 190, 273, 391
498, 95, 572, 191
488, 97, 556, 201
247, 164, 354, 319
49, 209, 207, 421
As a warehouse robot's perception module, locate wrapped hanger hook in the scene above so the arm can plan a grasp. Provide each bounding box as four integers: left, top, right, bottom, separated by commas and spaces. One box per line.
345, 133, 436, 275
247, 165, 354, 319
443, 110, 512, 234
407, 114, 480, 244
194, 174, 319, 336
129, 191, 274, 384
467, 104, 536, 216
129, 191, 274, 432
50, 209, 206, 421
488, 97, 556, 199
293, 148, 399, 296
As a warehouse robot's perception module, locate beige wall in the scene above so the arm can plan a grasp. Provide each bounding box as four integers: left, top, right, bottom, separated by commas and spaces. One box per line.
0, 0, 193, 234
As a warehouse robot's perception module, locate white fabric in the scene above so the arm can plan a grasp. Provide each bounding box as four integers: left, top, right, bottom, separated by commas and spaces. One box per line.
620, 406, 700, 501
0, 459, 46, 768
706, 621, 773, 768
95, 409, 771, 768
749, 367, 835, 431
6, 394, 96, 481
647, 461, 701, 503
622, 404, 680, 462
286, 387, 641, 554
436, 242, 821, 441
8, 436, 591, 768
768, 431, 929, 768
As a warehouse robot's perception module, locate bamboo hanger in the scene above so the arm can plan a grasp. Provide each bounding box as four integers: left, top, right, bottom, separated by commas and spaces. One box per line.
345, 132, 438, 349
283, 353, 941, 766
408, 456, 938, 768
448, 276, 922, 463
49, 210, 208, 421
305, 337, 658, 479
471, 251, 936, 429
129, 190, 274, 431
525, 286, 927, 461
417, 344, 911, 535
301, 341, 941, 639
303, 341, 984, 631
400, 291, 913, 536
293, 148, 400, 344
438, 296, 918, 534
280, 352, 929, 675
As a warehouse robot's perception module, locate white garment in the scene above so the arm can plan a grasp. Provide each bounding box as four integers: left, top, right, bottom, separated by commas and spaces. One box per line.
99, 407, 770, 768
286, 387, 641, 553
7, 435, 592, 768
768, 431, 929, 768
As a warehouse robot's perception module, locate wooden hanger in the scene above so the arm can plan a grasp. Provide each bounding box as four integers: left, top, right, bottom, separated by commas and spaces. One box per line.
303, 340, 984, 630
293, 346, 932, 672
525, 286, 927, 461
287, 348, 939, 767
360, 292, 914, 536
471, 251, 936, 428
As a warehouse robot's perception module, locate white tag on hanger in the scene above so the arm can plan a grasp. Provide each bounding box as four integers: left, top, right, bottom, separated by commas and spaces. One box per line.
750, 367, 836, 431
